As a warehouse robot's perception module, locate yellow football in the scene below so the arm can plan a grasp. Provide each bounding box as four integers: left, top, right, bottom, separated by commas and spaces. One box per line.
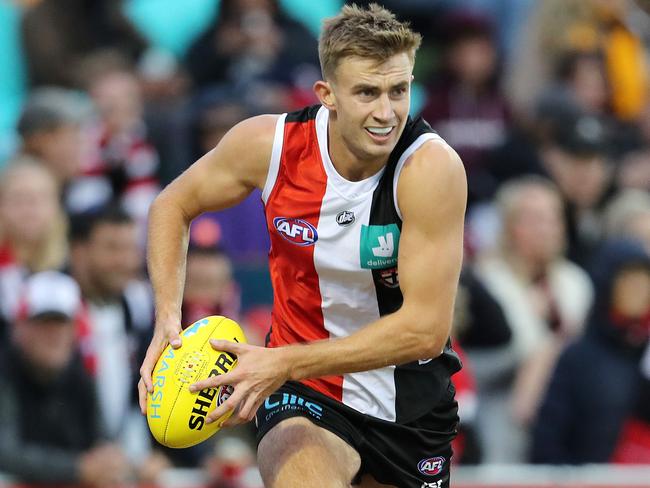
147, 315, 247, 448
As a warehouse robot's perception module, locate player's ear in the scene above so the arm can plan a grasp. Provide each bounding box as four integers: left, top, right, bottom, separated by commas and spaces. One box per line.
314, 80, 336, 109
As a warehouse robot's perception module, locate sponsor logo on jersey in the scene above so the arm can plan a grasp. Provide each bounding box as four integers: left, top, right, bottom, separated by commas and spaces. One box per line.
273, 217, 318, 246
360, 224, 400, 269
378, 266, 400, 288
418, 456, 446, 476
336, 210, 355, 226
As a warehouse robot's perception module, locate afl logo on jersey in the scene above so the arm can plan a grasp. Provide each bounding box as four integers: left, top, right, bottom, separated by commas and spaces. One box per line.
273, 217, 318, 246
336, 210, 355, 227
417, 456, 445, 476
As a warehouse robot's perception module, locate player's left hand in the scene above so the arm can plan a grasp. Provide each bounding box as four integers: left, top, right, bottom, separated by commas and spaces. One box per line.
189, 340, 290, 426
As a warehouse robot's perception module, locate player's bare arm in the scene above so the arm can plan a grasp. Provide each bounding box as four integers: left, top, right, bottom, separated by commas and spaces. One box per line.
138, 115, 278, 413
193, 139, 467, 425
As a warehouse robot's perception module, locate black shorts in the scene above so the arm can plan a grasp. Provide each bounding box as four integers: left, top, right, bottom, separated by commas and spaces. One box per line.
255, 380, 459, 488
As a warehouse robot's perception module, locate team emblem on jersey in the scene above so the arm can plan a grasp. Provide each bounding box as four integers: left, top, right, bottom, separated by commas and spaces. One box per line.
336, 210, 355, 227
360, 224, 400, 269
378, 266, 400, 288
273, 217, 318, 246
417, 456, 446, 476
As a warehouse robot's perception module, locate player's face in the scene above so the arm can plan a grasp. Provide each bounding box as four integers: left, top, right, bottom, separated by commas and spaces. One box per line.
329, 53, 413, 164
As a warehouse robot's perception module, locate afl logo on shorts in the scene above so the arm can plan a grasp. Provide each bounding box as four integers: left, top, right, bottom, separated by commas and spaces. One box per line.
274, 217, 318, 246
418, 456, 445, 476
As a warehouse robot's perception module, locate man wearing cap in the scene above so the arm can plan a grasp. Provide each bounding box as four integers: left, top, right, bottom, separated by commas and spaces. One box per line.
0, 271, 131, 485
542, 110, 615, 266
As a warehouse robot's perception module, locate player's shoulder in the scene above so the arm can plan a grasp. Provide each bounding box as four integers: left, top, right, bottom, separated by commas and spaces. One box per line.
225, 114, 280, 147
212, 114, 281, 185
401, 138, 466, 193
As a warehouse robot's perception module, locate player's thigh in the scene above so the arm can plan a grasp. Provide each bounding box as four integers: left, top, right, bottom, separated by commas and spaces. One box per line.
354, 474, 397, 488
258, 416, 361, 488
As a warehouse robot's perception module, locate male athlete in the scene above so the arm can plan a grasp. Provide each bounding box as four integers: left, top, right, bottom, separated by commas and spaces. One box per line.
139, 4, 466, 487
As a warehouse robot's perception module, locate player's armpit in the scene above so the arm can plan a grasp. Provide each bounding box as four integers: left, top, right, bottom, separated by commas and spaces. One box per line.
395, 140, 467, 357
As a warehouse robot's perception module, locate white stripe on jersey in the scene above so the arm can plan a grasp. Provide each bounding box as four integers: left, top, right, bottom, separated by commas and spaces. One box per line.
393, 132, 443, 220
262, 113, 288, 204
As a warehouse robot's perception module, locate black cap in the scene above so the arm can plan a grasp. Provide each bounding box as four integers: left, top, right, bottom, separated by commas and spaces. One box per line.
552, 112, 608, 157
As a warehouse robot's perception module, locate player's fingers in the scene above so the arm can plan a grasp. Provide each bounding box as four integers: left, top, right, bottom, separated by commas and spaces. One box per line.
206, 389, 242, 424
189, 373, 230, 393
225, 393, 258, 426
138, 378, 148, 415
209, 339, 245, 355
139, 349, 159, 393
168, 329, 182, 348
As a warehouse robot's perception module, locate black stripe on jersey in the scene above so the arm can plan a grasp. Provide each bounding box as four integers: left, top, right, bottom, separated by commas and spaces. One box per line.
285, 104, 321, 123
368, 115, 462, 423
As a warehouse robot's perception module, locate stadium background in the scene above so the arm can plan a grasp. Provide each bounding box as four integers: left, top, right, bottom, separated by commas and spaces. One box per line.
1, 0, 650, 486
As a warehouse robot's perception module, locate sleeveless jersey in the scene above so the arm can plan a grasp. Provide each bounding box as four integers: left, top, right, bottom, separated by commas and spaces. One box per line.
262, 105, 462, 423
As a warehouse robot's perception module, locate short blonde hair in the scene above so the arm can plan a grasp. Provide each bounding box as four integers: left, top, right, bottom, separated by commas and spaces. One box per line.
319, 3, 422, 80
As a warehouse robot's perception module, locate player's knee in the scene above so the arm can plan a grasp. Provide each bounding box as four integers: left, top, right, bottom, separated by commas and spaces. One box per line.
258, 418, 358, 487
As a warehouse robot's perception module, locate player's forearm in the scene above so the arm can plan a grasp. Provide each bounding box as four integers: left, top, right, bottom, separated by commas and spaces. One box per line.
281, 308, 450, 381
146, 192, 191, 323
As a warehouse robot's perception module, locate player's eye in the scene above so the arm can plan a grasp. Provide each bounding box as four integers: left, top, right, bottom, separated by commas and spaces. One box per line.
358, 88, 376, 99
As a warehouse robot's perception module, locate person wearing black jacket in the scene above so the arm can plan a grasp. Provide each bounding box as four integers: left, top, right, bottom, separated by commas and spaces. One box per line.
0, 271, 130, 485
531, 238, 650, 464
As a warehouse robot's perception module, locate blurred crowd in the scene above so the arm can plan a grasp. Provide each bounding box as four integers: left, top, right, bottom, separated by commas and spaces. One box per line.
0, 0, 649, 486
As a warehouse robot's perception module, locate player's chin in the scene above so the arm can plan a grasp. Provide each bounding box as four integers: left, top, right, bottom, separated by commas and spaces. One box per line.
363, 141, 396, 159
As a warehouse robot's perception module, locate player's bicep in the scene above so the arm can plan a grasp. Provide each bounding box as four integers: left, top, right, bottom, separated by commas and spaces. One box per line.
159, 115, 278, 219
397, 141, 467, 351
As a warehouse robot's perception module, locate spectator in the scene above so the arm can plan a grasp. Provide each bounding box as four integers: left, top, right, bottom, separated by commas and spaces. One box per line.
422, 10, 509, 204
548, 50, 610, 116
474, 176, 593, 463
0, 161, 68, 337
182, 245, 240, 327
612, 341, 650, 464
184, 0, 319, 108
453, 266, 512, 350
16, 87, 88, 188
67, 55, 161, 237
0, 271, 131, 485
21, 0, 147, 88
67, 208, 153, 455
531, 238, 650, 464
604, 189, 650, 253
542, 111, 615, 266
507, 0, 648, 121
183, 94, 270, 262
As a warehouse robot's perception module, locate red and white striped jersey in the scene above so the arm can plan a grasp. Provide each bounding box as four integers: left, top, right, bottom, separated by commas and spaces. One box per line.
262, 105, 461, 423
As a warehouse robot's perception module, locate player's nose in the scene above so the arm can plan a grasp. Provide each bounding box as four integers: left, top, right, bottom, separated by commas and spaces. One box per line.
372, 93, 394, 123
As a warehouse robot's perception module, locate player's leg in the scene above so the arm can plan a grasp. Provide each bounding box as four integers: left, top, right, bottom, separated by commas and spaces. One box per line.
257, 417, 361, 488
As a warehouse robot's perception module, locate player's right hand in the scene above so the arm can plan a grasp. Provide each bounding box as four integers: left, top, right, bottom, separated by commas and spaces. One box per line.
138, 318, 183, 415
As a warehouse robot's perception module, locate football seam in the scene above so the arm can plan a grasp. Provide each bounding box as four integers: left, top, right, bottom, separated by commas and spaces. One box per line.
164, 315, 227, 446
